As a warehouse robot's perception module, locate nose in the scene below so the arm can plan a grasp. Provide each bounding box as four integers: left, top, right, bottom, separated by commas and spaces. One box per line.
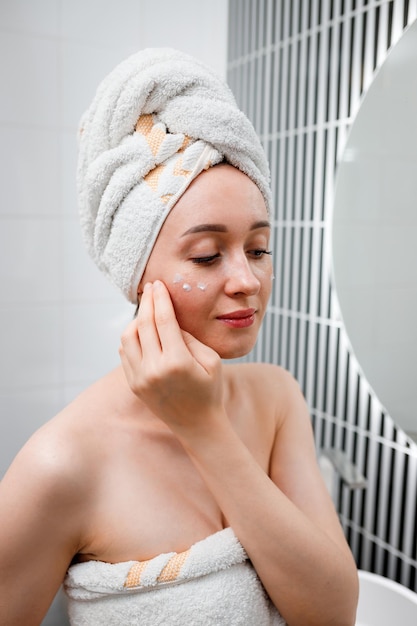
224, 254, 261, 296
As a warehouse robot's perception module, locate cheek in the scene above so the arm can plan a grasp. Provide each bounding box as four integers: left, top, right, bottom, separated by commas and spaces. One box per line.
172, 273, 209, 293
254, 261, 274, 294
165, 276, 211, 330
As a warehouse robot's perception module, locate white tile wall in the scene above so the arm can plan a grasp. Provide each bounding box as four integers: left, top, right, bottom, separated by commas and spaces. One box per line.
0, 387, 62, 477
0, 0, 227, 473
0, 218, 63, 302
0, 305, 62, 389
0, 32, 59, 126
0, 4, 227, 623
0, 0, 59, 36
0, 127, 60, 216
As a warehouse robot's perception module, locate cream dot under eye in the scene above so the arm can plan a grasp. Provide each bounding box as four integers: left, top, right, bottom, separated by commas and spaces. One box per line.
182, 283, 192, 292
173, 273, 183, 284
197, 282, 207, 291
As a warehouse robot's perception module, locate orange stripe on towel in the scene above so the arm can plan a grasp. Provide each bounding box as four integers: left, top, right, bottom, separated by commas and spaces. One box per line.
124, 548, 190, 588
157, 549, 190, 583
124, 560, 151, 588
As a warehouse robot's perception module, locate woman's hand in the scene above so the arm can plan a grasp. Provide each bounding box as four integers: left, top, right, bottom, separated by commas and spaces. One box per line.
119, 281, 225, 436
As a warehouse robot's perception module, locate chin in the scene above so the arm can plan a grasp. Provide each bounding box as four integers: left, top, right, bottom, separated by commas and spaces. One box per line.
182, 323, 259, 360
210, 338, 257, 361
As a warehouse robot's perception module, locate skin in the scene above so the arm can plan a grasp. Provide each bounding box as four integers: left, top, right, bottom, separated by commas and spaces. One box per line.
0, 164, 358, 625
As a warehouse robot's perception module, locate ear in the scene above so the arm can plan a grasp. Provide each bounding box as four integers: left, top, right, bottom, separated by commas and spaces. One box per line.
136, 278, 145, 300
133, 286, 142, 319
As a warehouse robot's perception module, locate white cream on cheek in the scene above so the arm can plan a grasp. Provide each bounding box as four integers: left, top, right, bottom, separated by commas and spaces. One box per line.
172, 274, 208, 293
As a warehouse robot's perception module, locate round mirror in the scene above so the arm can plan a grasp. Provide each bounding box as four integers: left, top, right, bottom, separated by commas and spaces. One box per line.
332, 20, 417, 440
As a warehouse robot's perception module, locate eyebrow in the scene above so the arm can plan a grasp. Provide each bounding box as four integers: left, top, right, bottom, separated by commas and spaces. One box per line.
181, 220, 271, 237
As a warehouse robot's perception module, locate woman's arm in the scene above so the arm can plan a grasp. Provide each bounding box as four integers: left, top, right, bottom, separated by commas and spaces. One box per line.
0, 433, 86, 626
178, 370, 359, 626
120, 280, 359, 626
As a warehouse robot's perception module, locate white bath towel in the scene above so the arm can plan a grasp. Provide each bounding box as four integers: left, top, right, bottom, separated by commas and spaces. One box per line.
64, 527, 285, 625
77, 48, 272, 303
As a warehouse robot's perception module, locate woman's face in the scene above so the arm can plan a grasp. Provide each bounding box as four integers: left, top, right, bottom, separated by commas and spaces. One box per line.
139, 164, 273, 359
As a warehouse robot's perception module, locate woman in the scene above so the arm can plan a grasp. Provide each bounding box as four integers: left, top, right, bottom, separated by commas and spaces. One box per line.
0, 49, 358, 625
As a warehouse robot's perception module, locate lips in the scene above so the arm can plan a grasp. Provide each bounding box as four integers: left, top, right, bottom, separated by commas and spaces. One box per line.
216, 308, 256, 328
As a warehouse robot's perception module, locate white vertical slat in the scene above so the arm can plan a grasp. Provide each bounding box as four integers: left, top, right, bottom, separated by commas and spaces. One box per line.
334, 326, 349, 430
285, 31, 298, 211
249, 0, 258, 129
349, 4, 364, 123
339, 0, 352, 118
255, 1, 265, 137
299, 223, 311, 315
324, 323, 338, 422
270, 44, 281, 137
302, 7, 318, 223
276, 46, 288, 224
375, 427, 394, 573
407, 0, 417, 23
351, 383, 371, 559
296, 316, 307, 390
315, 0, 330, 136
362, 3, 377, 92
360, 442, 377, 570
279, 310, 289, 369
387, 442, 406, 580
282, 224, 292, 312
304, 227, 322, 404
339, 352, 358, 532
248, 53, 256, 122
308, 17, 328, 331
236, 0, 243, 58
263, 309, 273, 364
287, 311, 297, 376
392, 0, 405, 46
305, 2, 319, 130
293, 5, 308, 224
261, 0, 274, 141
291, 215, 301, 311
316, 317, 329, 412
401, 452, 417, 586
376, 1, 389, 70
332, 0, 342, 22
271, 306, 281, 366
269, 139, 279, 220
344, 358, 361, 463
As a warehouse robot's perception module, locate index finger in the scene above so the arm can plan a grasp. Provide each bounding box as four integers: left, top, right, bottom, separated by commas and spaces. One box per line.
152, 280, 188, 352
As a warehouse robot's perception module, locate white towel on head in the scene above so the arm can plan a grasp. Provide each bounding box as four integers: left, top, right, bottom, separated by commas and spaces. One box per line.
77, 48, 272, 303
64, 527, 286, 625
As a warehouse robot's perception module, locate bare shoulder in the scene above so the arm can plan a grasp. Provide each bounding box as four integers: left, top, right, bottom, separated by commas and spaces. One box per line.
224, 361, 303, 415
1, 371, 119, 511
2, 406, 92, 514
0, 381, 114, 625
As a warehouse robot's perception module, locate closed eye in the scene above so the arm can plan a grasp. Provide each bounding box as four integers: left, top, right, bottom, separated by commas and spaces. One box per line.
191, 253, 221, 265
249, 249, 273, 258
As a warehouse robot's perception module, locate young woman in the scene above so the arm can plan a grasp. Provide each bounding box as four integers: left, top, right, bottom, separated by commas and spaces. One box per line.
0, 49, 358, 626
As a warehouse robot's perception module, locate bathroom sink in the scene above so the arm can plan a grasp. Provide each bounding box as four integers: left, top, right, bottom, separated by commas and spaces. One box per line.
356, 570, 417, 625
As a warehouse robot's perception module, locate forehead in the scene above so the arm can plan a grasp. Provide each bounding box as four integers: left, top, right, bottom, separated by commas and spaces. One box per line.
166, 164, 268, 232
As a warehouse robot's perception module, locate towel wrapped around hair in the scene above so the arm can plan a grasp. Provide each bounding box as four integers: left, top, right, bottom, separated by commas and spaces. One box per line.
64, 528, 285, 625
77, 48, 271, 303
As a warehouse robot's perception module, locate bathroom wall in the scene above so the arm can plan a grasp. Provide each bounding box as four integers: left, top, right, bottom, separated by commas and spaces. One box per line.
0, 0, 228, 479
228, 0, 417, 592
